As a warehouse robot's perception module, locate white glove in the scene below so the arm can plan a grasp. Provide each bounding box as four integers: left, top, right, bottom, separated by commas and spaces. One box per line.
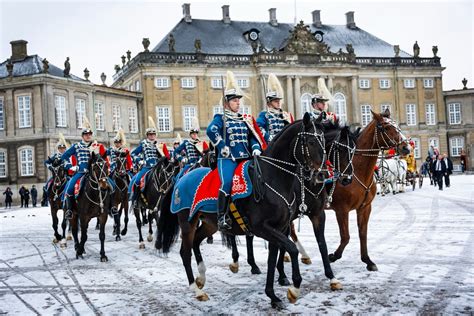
252, 149, 261, 156
182, 157, 188, 164
221, 146, 230, 158
138, 160, 145, 166
70, 166, 79, 172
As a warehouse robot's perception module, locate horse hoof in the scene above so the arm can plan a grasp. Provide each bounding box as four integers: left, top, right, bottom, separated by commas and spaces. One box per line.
196, 292, 209, 301
121, 229, 127, 236
66, 235, 72, 241
195, 277, 205, 289
206, 237, 213, 244
283, 255, 290, 262
116, 235, 121, 242
53, 238, 59, 244
147, 235, 153, 242
95, 225, 100, 230
328, 253, 338, 262
366, 264, 378, 271
139, 242, 145, 249
251, 267, 262, 275
287, 286, 300, 304
330, 279, 343, 290
278, 277, 290, 286
101, 256, 108, 262
229, 262, 239, 273
271, 301, 285, 310
301, 257, 312, 265
60, 242, 67, 249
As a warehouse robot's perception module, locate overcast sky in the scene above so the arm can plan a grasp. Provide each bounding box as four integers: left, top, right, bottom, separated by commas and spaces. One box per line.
1, 0, 472, 90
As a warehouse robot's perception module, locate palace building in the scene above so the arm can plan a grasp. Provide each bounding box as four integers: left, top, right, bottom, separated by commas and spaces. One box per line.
112, 3, 447, 167
0, 40, 143, 196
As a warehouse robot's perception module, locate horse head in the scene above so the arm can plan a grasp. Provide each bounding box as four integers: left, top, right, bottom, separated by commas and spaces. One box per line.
51, 159, 66, 189
114, 151, 129, 177
372, 109, 407, 151
89, 152, 110, 190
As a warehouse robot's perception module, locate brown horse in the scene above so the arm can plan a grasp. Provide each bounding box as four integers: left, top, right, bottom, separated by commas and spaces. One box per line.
327, 110, 409, 271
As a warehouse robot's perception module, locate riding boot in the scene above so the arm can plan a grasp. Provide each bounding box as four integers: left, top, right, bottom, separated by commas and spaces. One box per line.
64, 195, 74, 220
217, 191, 232, 231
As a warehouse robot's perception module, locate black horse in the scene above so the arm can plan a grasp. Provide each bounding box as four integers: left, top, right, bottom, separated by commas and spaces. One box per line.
110, 151, 132, 241
70, 152, 114, 261
48, 157, 70, 246
132, 155, 179, 249
157, 113, 327, 308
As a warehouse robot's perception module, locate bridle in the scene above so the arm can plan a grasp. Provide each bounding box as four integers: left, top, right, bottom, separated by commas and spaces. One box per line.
113, 155, 129, 192
51, 161, 67, 201
85, 155, 110, 213
326, 128, 357, 181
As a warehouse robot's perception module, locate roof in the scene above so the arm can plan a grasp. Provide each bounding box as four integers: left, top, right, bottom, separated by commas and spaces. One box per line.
0, 55, 85, 81
152, 19, 411, 58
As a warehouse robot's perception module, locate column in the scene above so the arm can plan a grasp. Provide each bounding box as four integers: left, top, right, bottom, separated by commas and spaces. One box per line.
351, 76, 360, 125
286, 76, 294, 116
258, 76, 266, 111
294, 76, 301, 119
328, 76, 334, 93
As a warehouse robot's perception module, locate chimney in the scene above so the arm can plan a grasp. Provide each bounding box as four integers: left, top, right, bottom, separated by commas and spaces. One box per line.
222, 5, 231, 24
182, 3, 192, 23
312, 10, 322, 27
345, 11, 356, 29
10, 40, 28, 61
269, 8, 278, 26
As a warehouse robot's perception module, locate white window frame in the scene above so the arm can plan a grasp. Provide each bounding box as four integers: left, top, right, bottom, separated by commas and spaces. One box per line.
128, 84, 134, 92
406, 104, 417, 126
0, 149, 7, 178
448, 103, 461, 125
359, 79, 370, 89
361, 104, 372, 127
18, 146, 34, 176
95, 101, 105, 131
0, 97, 4, 130
333, 92, 347, 125
182, 106, 197, 132
75, 98, 86, 129
237, 78, 249, 89
181, 77, 195, 89
18, 95, 32, 128
450, 137, 464, 157
112, 104, 121, 132
135, 80, 140, 92
404, 79, 415, 89
211, 77, 223, 89
155, 77, 170, 88
156, 106, 172, 132
380, 104, 391, 114
213, 105, 223, 115
54, 95, 67, 128
379, 79, 391, 89
239, 106, 251, 115
425, 103, 436, 126
301, 93, 312, 117
128, 106, 138, 133
412, 138, 421, 159
423, 78, 434, 88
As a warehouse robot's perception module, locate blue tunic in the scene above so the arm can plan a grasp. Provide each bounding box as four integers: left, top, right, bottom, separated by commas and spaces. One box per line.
174, 140, 201, 165
257, 109, 289, 142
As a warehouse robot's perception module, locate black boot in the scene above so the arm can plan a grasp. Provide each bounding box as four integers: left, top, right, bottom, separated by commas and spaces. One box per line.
63, 196, 73, 220
217, 191, 231, 231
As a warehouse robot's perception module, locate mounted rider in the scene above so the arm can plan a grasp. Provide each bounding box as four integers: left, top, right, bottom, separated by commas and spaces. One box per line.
170, 133, 182, 158
107, 129, 133, 177
174, 117, 209, 177
206, 71, 266, 231
257, 73, 294, 142
61, 118, 108, 219
128, 117, 169, 206
310, 78, 337, 124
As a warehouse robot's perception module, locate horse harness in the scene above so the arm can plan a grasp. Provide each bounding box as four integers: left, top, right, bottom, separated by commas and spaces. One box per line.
84, 157, 111, 214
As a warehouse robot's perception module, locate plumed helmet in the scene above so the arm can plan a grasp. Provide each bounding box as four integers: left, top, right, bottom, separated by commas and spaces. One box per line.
224, 71, 243, 102
266, 74, 284, 103
146, 116, 157, 135
174, 133, 182, 144
81, 116, 93, 135
57, 133, 69, 148
189, 117, 199, 134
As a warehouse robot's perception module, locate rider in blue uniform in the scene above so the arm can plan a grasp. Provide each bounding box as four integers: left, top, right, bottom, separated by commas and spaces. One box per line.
128, 120, 160, 206
206, 71, 264, 231
257, 74, 294, 142
41, 140, 72, 205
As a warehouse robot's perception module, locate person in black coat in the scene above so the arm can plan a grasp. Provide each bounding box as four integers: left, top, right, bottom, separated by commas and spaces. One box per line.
432, 155, 447, 190
23, 188, 30, 208
3, 187, 13, 209
443, 153, 453, 187
19, 185, 26, 207
31, 185, 38, 207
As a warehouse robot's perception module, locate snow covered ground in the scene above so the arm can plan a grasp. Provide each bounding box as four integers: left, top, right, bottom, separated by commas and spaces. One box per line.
0, 175, 473, 315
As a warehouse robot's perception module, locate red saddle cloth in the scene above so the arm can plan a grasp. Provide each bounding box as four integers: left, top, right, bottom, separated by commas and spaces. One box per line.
74, 176, 85, 197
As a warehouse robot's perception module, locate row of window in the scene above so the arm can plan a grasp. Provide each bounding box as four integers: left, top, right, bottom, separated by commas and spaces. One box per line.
154, 77, 249, 89
359, 78, 435, 89
128, 80, 141, 92
0, 147, 34, 177
155, 104, 251, 133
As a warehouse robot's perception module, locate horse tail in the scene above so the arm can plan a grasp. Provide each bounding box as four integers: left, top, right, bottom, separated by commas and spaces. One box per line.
156, 185, 179, 253
221, 232, 239, 249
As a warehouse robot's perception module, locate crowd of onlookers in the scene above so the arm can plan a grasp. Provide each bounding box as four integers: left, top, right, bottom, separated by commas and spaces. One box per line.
2, 185, 38, 209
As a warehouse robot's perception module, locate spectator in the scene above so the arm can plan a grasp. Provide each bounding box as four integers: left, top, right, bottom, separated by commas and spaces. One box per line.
460, 149, 467, 173
19, 185, 26, 207
433, 155, 446, 191
3, 187, 13, 209
31, 185, 38, 207
23, 187, 30, 208
443, 153, 453, 187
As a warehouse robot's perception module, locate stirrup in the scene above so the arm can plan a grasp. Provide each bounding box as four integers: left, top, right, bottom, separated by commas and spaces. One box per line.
65, 209, 73, 220
110, 207, 119, 216
217, 216, 232, 231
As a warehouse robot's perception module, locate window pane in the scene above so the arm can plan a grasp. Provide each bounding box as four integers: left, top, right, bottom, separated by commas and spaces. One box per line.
361, 105, 372, 126
334, 93, 347, 125
0, 99, 4, 130
95, 102, 104, 130
112, 104, 121, 131
76, 99, 86, 128
0, 150, 6, 177
128, 106, 138, 133
301, 93, 312, 117
406, 104, 417, 126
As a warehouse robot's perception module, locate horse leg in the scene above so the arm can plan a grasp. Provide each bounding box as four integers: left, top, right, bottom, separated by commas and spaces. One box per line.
329, 208, 350, 262
290, 221, 311, 265
134, 206, 145, 248
71, 214, 79, 251
246, 235, 261, 274
276, 248, 290, 286
356, 204, 377, 271
142, 207, 148, 226
265, 242, 285, 309
95, 217, 100, 230
51, 207, 62, 243
229, 235, 240, 273
99, 214, 108, 262
121, 198, 129, 236
67, 220, 72, 241
60, 209, 68, 248
76, 216, 89, 259
113, 210, 121, 241
193, 218, 216, 289
310, 211, 342, 290
147, 211, 154, 242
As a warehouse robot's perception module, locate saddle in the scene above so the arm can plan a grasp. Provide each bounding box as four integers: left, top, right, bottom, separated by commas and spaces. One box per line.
139, 170, 153, 192
73, 175, 88, 198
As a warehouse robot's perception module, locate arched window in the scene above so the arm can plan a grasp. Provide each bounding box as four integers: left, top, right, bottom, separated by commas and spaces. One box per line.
300, 93, 312, 117
333, 93, 347, 125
